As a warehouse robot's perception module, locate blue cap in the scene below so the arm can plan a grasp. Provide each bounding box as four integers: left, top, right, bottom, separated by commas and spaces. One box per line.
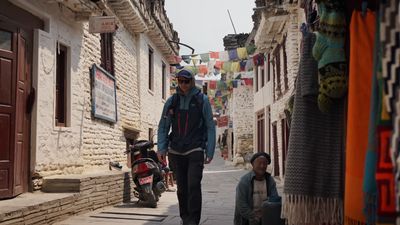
176, 68, 194, 79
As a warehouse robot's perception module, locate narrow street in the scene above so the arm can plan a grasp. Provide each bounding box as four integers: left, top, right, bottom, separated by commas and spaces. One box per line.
54, 151, 247, 225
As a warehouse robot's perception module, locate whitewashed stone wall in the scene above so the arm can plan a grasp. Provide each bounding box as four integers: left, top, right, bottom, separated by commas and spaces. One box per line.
270, 8, 302, 178
23, 1, 143, 176
80, 24, 141, 173
137, 34, 170, 141
232, 84, 254, 164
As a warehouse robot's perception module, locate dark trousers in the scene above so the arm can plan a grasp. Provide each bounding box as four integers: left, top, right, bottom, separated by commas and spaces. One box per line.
170, 151, 204, 225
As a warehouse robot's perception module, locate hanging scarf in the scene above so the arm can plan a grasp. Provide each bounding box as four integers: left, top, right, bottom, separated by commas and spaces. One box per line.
282, 31, 345, 225
344, 10, 376, 225
379, 0, 400, 222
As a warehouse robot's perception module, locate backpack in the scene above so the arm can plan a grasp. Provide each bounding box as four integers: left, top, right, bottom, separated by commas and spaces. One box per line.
168, 91, 204, 116
167, 91, 206, 144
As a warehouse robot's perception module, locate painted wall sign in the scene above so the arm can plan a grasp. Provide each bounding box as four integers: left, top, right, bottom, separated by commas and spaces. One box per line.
91, 64, 117, 123
89, 16, 116, 33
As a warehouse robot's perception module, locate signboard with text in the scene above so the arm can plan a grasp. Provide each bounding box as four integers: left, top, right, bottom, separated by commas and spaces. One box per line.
89, 16, 117, 33
91, 64, 117, 123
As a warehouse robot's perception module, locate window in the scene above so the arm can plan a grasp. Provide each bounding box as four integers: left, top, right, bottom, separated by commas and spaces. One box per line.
267, 53, 271, 82
148, 47, 154, 91
255, 66, 258, 92
275, 46, 282, 98
272, 122, 279, 176
267, 107, 271, 155
272, 60, 276, 101
281, 118, 289, 175
282, 38, 288, 91
261, 66, 265, 88
100, 33, 114, 75
162, 62, 166, 99
257, 111, 265, 152
148, 128, 154, 140
55, 44, 67, 126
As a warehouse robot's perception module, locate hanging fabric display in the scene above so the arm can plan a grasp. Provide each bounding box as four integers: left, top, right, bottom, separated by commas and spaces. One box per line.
231, 62, 240, 73
198, 65, 208, 75
239, 60, 247, 72
181, 55, 192, 64
237, 47, 248, 60
210, 51, 219, 59
228, 49, 239, 61
200, 53, 210, 63
222, 61, 232, 73
245, 58, 254, 71
208, 80, 217, 90
219, 51, 229, 62
252, 53, 264, 66
312, 1, 347, 113
214, 61, 223, 70
282, 31, 345, 225
379, 0, 400, 221
344, 10, 376, 225
232, 80, 238, 88
242, 78, 253, 86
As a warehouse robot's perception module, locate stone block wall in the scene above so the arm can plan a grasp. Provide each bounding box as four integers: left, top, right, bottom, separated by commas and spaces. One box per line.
24, 0, 170, 177
80, 24, 141, 173
232, 85, 254, 162
137, 34, 170, 141
0, 171, 135, 225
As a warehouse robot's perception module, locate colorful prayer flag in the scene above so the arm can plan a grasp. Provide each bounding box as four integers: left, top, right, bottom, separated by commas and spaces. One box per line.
237, 47, 248, 60
209, 80, 217, 89
200, 53, 210, 63
228, 49, 239, 61
210, 51, 219, 59
219, 51, 229, 62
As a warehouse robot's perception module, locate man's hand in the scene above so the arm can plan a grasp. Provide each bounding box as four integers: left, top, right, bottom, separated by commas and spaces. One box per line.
204, 157, 212, 164
157, 151, 166, 162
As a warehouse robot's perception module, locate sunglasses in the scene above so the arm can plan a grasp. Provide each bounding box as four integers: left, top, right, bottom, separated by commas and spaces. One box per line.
178, 79, 191, 84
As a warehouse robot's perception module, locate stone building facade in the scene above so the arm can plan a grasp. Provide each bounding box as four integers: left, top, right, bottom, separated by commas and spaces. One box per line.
221, 34, 254, 165
252, 0, 303, 178
0, 0, 178, 198
231, 85, 254, 165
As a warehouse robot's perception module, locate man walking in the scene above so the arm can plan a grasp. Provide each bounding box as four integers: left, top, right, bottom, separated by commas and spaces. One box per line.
157, 68, 216, 225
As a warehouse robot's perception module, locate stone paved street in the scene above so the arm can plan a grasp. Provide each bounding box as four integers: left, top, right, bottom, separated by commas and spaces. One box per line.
54, 151, 248, 225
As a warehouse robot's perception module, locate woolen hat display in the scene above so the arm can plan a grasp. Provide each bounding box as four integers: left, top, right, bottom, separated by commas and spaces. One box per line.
176, 68, 194, 79
250, 152, 271, 165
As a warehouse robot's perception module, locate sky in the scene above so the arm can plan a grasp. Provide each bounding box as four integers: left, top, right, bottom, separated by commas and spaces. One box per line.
164, 0, 254, 56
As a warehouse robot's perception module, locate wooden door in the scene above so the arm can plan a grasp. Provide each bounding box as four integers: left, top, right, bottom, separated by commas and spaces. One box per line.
0, 20, 31, 199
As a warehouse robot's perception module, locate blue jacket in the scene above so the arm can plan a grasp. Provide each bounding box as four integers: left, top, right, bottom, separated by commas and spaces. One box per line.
157, 87, 216, 159
234, 171, 279, 225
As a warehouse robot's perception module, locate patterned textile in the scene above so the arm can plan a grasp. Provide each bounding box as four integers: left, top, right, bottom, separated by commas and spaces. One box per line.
282, 31, 345, 225
344, 10, 375, 225
312, 1, 348, 113
379, 0, 400, 222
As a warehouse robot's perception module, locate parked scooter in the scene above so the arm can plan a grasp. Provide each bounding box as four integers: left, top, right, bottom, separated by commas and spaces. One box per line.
126, 139, 166, 208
